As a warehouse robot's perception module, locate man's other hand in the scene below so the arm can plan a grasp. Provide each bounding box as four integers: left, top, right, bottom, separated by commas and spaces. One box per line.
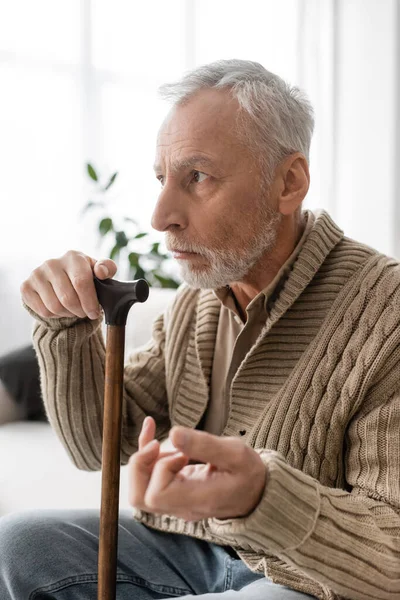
128, 417, 267, 522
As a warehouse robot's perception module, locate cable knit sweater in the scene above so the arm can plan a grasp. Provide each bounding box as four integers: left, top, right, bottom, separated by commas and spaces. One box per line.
30, 211, 400, 600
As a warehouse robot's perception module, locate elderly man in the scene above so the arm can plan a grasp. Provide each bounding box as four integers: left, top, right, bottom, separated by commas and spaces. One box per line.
1, 59, 399, 600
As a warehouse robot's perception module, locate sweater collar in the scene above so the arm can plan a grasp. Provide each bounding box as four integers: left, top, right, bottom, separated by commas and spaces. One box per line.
195, 210, 344, 386
266, 210, 343, 328
213, 210, 315, 320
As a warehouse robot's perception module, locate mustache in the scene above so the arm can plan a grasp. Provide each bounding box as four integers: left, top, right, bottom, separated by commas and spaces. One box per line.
165, 234, 230, 262
165, 235, 205, 254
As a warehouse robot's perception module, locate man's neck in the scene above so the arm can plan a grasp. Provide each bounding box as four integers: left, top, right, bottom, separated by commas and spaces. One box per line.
229, 213, 306, 319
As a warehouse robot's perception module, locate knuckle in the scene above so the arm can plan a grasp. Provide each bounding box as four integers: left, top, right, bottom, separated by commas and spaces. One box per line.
144, 491, 158, 511
128, 454, 138, 469
47, 299, 62, 315
64, 250, 90, 268
46, 257, 57, 265
42, 261, 60, 282
71, 275, 88, 290
128, 490, 140, 508
43, 258, 59, 274
58, 291, 77, 309
20, 280, 30, 296
129, 497, 142, 510
42, 259, 52, 270
31, 266, 43, 281
72, 250, 91, 265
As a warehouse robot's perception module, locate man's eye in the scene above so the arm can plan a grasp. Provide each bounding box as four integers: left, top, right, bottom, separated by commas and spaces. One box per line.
191, 171, 208, 184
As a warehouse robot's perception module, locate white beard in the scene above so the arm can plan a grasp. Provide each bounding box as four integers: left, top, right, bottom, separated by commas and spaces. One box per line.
167, 206, 281, 289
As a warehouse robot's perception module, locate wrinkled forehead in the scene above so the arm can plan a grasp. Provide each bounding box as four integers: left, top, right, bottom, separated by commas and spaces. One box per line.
155, 89, 243, 160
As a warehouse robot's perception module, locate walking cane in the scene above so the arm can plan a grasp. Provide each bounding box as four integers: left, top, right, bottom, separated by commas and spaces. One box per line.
94, 276, 150, 600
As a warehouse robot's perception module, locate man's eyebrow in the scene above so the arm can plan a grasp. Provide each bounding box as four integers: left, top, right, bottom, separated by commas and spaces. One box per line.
153, 155, 218, 175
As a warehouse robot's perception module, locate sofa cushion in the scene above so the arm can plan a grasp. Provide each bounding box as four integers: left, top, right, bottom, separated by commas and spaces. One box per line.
0, 421, 131, 516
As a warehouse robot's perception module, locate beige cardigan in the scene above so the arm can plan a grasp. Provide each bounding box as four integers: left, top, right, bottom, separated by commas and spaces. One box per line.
30, 211, 400, 600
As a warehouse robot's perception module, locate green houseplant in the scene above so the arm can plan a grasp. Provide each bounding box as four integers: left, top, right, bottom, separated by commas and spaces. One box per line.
82, 163, 180, 289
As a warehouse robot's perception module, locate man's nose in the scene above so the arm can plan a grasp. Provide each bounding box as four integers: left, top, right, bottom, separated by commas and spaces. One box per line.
151, 184, 187, 232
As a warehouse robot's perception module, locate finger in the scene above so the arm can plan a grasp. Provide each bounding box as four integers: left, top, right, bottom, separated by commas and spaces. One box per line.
42, 262, 89, 318
160, 436, 179, 455
128, 439, 160, 508
30, 270, 78, 318
93, 259, 118, 280
145, 452, 189, 509
169, 427, 245, 471
157, 450, 184, 460
21, 282, 58, 319
147, 458, 248, 521
64, 253, 101, 319
138, 416, 156, 450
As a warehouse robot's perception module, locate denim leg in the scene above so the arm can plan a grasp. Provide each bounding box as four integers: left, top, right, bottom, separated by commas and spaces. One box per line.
174, 554, 315, 599
0, 509, 311, 600
0, 509, 258, 599
177, 578, 315, 599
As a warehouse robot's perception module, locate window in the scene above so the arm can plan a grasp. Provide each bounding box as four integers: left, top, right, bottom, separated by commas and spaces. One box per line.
1, 0, 398, 264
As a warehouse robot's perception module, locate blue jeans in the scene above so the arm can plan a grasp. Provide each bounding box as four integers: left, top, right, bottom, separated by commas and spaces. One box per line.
0, 509, 314, 599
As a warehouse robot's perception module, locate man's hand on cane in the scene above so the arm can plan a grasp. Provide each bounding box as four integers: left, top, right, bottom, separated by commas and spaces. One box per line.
21, 250, 117, 320
128, 416, 268, 522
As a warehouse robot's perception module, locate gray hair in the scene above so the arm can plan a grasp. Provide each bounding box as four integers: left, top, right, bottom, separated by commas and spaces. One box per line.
159, 59, 314, 179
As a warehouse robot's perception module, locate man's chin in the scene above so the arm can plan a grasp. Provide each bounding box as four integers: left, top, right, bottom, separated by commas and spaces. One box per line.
179, 266, 232, 290
180, 266, 215, 289
180, 275, 214, 290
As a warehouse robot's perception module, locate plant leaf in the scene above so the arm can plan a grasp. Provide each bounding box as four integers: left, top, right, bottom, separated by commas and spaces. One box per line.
81, 200, 104, 215
110, 244, 120, 260
128, 252, 140, 267
104, 171, 118, 191
153, 273, 180, 289
87, 163, 98, 182
149, 242, 168, 260
115, 231, 129, 248
99, 217, 113, 236
134, 232, 148, 240
134, 265, 146, 280
124, 217, 138, 225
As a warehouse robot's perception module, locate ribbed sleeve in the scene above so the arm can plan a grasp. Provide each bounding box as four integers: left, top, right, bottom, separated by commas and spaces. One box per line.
208, 387, 400, 600
208, 450, 320, 552
28, 306, 171, 470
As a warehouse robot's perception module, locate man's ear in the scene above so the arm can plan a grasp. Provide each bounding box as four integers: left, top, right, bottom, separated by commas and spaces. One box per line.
277, 153, 310, 216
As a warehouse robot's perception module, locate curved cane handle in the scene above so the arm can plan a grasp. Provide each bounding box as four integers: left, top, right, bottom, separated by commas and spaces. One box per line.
94, 276, 149, 326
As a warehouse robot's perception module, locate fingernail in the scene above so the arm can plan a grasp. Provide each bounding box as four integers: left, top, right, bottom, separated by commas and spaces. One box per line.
99, 264, 109, 277
88, 311, 99, 320
172, 428, 188, 448
142, 440, 158, 454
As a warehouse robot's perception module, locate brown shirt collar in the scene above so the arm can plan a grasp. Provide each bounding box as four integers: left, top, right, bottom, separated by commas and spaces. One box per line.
213, 210, 315, 321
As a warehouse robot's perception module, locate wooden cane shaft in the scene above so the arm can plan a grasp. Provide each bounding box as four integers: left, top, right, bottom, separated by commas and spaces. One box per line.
98, 325, 125, 600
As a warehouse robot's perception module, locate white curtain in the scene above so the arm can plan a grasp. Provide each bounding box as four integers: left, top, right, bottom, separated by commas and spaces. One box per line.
0, 0, 399, 353
298, 0, 399, 256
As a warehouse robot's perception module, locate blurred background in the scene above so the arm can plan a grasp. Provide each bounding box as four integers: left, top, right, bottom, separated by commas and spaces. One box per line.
0, 0, 399, 354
